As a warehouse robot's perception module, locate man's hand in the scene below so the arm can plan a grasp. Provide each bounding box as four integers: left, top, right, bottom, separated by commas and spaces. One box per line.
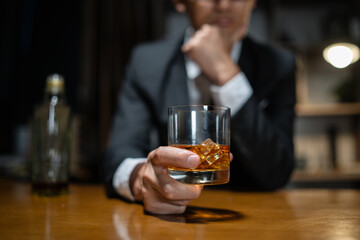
131, 146, 204, 214
182, 24, 242, 86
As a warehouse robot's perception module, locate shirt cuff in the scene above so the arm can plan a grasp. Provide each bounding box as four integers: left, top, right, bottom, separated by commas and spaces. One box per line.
210, 72, 253, 116
112, 158, 147, 201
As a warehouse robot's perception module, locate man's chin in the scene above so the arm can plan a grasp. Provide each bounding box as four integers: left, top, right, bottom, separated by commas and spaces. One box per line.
218, 27, 232, 36
219, 28, 244, 42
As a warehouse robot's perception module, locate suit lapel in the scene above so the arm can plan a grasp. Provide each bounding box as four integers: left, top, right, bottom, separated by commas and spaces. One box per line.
165, 50, 189, 107
239, 37, 256, 89
159, 38, 189, 123
239, 37, 275, 102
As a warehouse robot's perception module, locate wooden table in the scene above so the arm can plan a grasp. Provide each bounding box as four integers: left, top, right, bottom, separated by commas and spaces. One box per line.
1, 179, 359, 240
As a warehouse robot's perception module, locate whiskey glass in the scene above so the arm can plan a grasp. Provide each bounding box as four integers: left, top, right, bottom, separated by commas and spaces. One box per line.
168, 105, 230, 185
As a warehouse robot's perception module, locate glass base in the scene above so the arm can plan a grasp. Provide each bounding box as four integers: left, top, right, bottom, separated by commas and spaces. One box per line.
168, 169, 229, 185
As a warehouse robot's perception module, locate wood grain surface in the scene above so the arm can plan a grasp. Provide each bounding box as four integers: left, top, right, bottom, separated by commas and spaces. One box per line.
1, 179, 359, 240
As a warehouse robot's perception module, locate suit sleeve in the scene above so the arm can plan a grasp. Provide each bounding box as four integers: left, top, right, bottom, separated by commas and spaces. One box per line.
229, 56, 296, 191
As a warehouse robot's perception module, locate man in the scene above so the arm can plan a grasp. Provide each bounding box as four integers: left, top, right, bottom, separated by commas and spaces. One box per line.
104, 0, 296, 214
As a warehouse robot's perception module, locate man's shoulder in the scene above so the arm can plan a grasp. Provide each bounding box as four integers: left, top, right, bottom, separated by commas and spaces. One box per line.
125, 34, 184, 87
130, 35, 183, 65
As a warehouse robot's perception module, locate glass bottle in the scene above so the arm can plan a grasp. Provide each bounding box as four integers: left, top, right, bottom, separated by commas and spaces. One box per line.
31, 73, 71, 196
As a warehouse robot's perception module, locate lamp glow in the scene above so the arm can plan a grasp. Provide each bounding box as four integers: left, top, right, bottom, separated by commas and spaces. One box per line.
323, 43, 360, 68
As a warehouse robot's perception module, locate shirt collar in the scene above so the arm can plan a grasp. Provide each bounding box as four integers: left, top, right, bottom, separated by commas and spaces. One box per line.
183, 26, 242, 80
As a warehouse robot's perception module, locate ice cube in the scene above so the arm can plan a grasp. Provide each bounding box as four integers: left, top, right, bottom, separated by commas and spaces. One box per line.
205, 150, 223, 165
197, 138, 223, 166
198, 138, 217, 156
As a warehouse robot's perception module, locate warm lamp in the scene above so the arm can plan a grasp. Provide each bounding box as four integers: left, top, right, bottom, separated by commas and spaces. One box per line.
321, 9, 360, 69
323, 42, 360, 68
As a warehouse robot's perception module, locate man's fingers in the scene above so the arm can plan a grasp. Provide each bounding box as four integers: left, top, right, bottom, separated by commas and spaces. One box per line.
148, 146, 200, 169
182, 25, 212, 54
142, 177, 203, 214
182, 36, 200, 54
142, 167, 203, 201
142, 183, 188, 214
143, 197, 187, 214
158, 180, 203, 201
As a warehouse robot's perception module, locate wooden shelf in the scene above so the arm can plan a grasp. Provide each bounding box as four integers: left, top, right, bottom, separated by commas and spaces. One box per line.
291, 169, 360, 182
291, 161, 360, 180
289, 163, 360, 188
296, 103, 360, 116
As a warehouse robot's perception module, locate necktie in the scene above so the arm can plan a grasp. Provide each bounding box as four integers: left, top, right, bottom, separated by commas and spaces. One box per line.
194, 73, 213, 105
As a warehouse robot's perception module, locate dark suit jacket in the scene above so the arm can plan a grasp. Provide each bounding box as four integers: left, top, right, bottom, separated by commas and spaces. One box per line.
104, 32, 296, 198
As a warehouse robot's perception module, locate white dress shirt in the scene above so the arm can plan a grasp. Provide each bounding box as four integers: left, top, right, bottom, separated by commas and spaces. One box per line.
113, 28, 253, 201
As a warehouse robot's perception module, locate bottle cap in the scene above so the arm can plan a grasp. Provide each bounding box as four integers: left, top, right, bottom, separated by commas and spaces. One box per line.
46, 73, 65, 94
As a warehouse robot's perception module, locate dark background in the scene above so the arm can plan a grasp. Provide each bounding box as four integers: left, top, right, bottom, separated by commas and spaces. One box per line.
1, 0, 359, 183
0, 0, 174, 181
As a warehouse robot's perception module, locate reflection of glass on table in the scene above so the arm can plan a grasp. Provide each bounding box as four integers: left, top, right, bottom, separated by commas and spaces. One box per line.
168, 105, 231, 185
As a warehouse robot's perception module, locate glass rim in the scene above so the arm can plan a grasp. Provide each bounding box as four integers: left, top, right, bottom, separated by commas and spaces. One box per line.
168, 105, 230, 112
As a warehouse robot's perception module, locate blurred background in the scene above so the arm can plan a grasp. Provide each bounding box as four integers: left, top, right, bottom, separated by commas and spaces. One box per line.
1, 0, 359, 187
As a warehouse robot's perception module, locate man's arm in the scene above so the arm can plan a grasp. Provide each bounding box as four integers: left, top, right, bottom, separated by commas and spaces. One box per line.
229, 62, 296, 190
182, 24, 296, 190
104, 45, 205, 214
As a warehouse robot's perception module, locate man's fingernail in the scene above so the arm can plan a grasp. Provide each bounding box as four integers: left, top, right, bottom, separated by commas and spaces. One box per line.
187, 155, 199, 168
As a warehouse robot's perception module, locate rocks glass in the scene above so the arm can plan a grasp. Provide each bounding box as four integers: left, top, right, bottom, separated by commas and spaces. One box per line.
168, 105, 230, 185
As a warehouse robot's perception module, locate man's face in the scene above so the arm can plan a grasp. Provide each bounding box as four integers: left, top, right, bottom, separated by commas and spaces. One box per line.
175, 0, 256, 41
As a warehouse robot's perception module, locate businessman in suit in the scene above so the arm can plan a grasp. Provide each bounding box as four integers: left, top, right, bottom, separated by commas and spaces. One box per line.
104, 0, 296, 214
